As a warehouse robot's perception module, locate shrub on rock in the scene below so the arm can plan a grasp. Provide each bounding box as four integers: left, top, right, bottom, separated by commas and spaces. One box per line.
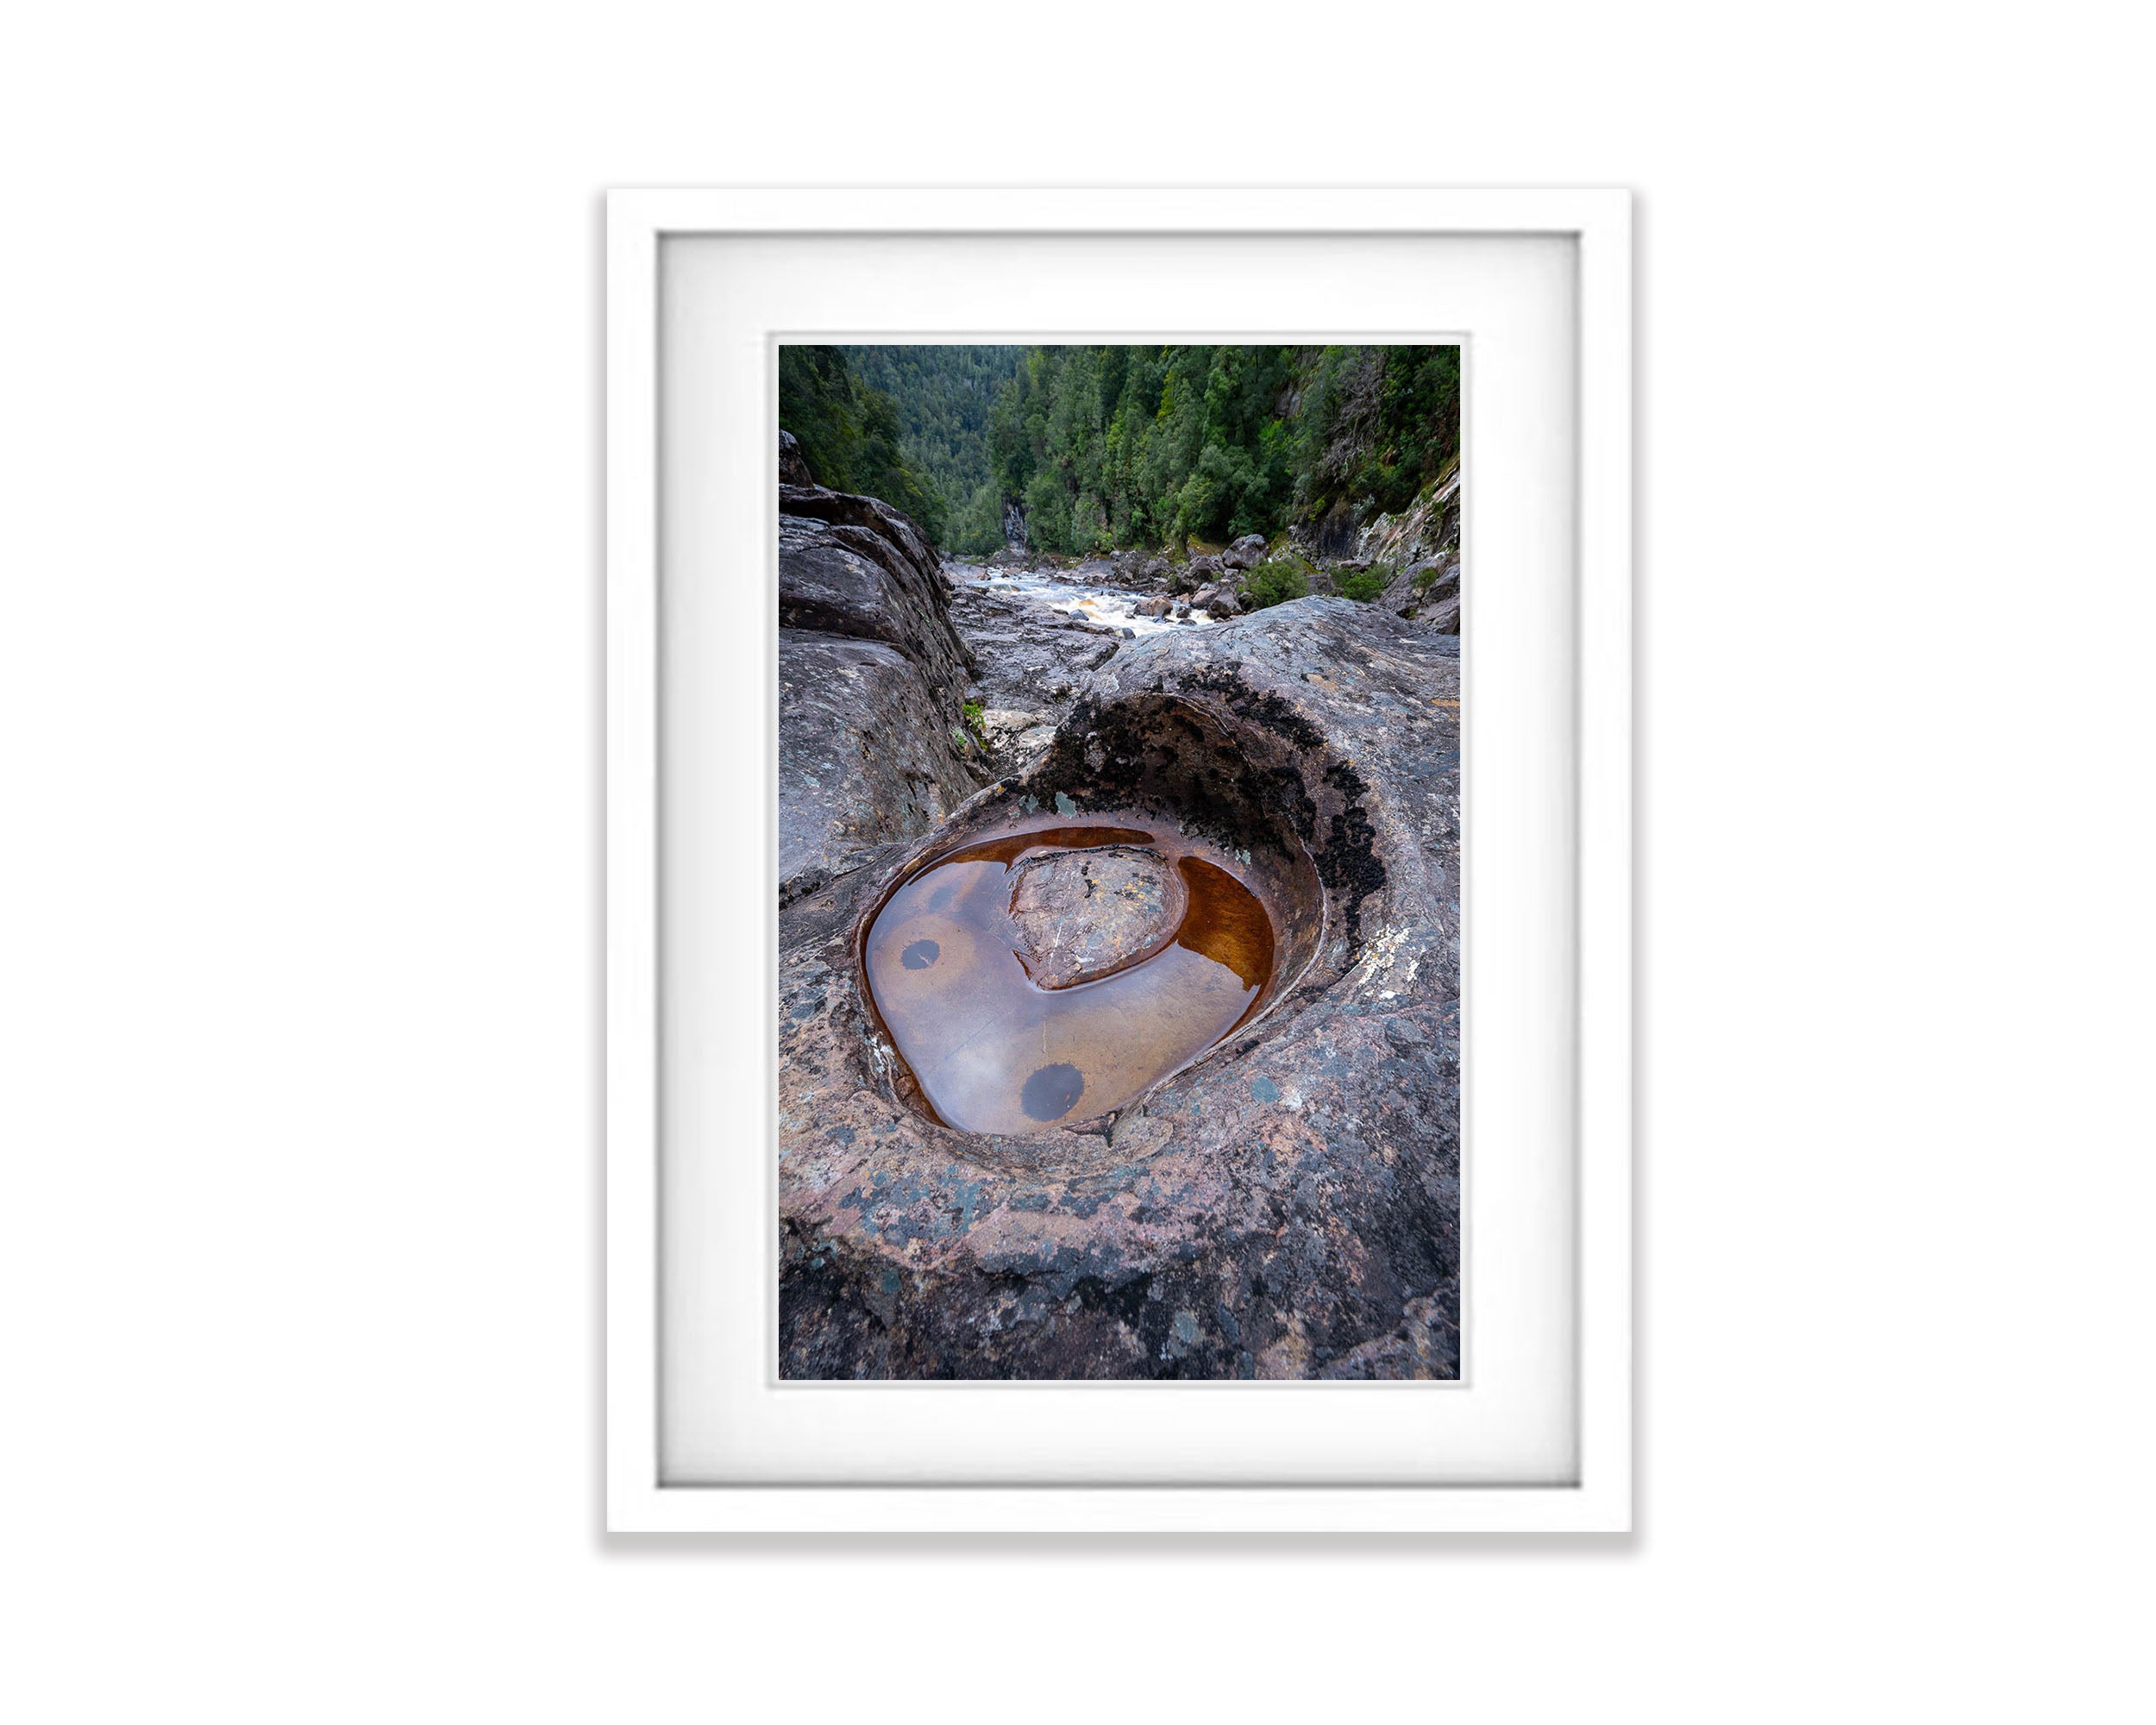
1242, 558, 1313, 611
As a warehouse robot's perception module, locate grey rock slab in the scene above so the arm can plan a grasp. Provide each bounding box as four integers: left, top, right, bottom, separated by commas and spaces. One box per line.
779, 488, 973, 710
776, 480, 991, 902
778, 630, 984, 905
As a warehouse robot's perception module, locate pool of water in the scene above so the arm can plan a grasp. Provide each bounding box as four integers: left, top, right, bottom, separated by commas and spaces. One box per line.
862, 815, 1276, 1135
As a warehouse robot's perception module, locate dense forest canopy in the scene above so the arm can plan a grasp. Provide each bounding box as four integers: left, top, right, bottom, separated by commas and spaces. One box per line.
774, 346, 954, 543
845, 346, 1023, 554
780, 342, 1460, 558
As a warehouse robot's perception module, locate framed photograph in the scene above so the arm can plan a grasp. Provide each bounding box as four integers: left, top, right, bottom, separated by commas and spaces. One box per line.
607, 189, 1632, 1532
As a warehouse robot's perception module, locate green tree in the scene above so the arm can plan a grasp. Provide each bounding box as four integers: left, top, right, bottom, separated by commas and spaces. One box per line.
777, 346, 948, 543
1022, 469, 1069, 555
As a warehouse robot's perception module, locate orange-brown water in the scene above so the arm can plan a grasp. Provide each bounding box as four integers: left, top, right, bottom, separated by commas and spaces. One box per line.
862, 819, 1275, 1135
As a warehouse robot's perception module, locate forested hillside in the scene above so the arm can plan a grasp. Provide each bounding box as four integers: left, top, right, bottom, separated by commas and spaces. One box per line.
774, 346, 950, 543
845, 346, 1023, 555
780, 342, 1460, 559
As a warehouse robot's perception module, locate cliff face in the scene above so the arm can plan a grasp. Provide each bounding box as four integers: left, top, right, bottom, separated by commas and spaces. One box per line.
1361, 462, 1463, 629
777, 449, 988, 904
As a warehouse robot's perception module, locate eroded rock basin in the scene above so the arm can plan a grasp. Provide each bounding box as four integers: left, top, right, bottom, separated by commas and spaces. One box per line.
780, 604, 1463, 1379
862, 817, 1277, 1135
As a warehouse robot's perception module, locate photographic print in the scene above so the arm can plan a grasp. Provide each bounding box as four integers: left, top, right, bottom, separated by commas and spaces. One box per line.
776, 343, 1462, 1379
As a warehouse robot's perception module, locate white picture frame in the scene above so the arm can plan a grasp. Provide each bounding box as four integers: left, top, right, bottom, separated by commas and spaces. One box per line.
607, 188, 1632, 1533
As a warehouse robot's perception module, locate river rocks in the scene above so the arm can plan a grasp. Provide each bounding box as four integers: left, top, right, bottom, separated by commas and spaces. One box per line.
779, 598, 1461, 1379
1224, 532, 1268, 569
1186, 552, 1225, 580
945, 581, 1126, 756
1133, 595, 1170, 618
780, 484, 985, 902
1207, 589, 1241, 618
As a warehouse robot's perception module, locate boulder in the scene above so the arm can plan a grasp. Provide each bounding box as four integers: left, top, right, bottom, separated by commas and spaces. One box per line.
1133, 595, 1171, 618
1406, 556, 1459, 599
1419, 591, 1461, 635
1191, 584, 1222, 611
976, 706, 1056, 765
1186, 553, 1225, 580
1223, 532, 1267, 569
1379, 555, 1461, 626
778, 427, 815, 487
1206, 590, 1241, 618
779, 599, 1463, 1379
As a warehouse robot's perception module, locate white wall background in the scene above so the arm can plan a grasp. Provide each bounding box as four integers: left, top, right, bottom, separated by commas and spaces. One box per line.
2, 4, 2147, 1719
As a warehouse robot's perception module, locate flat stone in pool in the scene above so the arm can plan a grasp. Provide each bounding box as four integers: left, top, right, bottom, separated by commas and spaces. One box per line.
860, 816, 1276, 1137
1006, 844, 1184, 988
